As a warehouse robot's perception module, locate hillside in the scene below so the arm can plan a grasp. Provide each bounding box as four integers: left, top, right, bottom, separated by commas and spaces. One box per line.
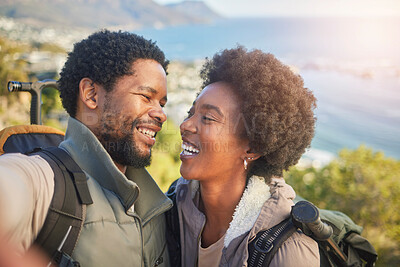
0, 0, 220, 30
166, 1, 221, 22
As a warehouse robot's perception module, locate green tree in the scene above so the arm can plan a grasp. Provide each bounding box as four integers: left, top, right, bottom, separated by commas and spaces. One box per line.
285, 145, 400, 266
147, 119, 181, 191
0, 37, 29, 95
0, 36, 66, 128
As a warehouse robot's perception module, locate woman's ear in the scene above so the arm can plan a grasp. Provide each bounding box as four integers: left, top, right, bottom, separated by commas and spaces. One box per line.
241, 149, 261, 171
241, 143, 262, 161
79, 78, 98, 109
244, 150, 262, 162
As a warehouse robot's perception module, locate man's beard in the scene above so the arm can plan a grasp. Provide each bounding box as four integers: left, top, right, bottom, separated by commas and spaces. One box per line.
97, 111, 152, 169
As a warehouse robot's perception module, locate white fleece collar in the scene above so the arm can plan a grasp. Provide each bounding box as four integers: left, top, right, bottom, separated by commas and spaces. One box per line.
224, 175, 271, 247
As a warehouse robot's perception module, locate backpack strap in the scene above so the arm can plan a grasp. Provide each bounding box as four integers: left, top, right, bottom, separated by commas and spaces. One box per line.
32, 147, 92, 265
41, 147, 93, 205
247, 217, 297, 267
165, 179, 181, 267
343, 232, 378, 267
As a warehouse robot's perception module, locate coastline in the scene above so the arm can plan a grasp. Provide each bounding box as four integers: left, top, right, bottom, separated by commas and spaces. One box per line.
1, 16, 399, 162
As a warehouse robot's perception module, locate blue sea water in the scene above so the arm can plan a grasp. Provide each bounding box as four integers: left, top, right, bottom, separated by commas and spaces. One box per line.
136, 17, 400, 160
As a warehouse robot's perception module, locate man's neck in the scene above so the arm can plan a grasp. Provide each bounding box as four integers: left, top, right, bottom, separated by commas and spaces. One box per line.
114, 162, 127, 174
75, 113, 127, 174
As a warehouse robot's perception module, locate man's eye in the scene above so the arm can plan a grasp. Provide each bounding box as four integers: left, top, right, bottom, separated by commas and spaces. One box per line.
142, 95, 151, 101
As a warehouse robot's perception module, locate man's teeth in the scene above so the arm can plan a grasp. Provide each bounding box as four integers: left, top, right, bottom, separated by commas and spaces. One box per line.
182, 143, 199, 155
138, 128, 156, 138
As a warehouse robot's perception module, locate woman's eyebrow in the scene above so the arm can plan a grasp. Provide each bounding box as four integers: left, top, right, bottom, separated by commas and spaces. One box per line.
201, 103, 224, 117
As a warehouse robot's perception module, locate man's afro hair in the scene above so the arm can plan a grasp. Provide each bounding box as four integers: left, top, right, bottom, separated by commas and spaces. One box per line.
58, 29, 169, 117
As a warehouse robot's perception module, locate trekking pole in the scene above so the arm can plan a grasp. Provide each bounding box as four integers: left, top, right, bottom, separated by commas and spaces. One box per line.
291, 201, 348, 266
7, 79, 58, 125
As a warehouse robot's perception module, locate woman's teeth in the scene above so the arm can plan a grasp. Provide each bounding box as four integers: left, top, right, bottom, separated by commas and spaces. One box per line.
182, 143, 199, 155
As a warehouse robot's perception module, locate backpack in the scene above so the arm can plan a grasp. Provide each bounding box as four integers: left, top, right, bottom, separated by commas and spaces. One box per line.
247, 199, 378, 267
0, 80, 93, 267
165, 179, 378, 267
1, 80, 92, 266
0, 124, 93, 267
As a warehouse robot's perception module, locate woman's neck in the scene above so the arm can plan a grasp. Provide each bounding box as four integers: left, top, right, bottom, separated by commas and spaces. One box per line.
198, 173, 247, 247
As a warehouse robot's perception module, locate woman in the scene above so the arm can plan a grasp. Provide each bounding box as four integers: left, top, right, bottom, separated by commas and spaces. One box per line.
167, 46, 319, 267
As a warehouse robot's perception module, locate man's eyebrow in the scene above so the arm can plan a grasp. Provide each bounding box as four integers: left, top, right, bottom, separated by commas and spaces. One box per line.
137, 86, 157, 94
201, 103, 223, 117
137, 86, 168, 102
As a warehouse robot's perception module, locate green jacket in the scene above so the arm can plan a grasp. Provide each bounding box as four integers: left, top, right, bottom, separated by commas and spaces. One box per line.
60, 117, 172, 267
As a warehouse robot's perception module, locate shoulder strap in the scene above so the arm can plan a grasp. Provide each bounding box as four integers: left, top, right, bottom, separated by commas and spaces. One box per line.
165, 179, 181, 267
41, 147, 93, 205
33, 147, 92, 264
247, 218, 297, 267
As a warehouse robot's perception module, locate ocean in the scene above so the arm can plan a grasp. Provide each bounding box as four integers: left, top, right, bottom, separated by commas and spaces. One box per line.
135, 17, 400, 161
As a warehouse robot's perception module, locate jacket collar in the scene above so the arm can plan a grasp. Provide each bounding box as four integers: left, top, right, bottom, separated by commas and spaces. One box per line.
251, 177, 296, 234
59, 117, 171, 220
178, 176, 295, 248
223, 177, 296, 264
224, 176, 271, 247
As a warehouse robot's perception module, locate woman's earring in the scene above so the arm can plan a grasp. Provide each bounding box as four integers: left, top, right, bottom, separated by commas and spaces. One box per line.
244, 157, 255, 170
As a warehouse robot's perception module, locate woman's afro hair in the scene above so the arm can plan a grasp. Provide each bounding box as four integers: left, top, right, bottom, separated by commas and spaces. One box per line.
58, 29, 169, 117
200, 46, 316, 179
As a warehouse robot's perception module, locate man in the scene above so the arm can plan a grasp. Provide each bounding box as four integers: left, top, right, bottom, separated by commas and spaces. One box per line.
0, 30, 172, 267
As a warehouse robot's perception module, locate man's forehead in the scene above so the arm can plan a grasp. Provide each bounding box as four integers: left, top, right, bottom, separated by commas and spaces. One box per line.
130, 58, 162, 70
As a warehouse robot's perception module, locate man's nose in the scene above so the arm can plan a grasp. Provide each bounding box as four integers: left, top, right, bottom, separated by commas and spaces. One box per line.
149, 105, 167, 124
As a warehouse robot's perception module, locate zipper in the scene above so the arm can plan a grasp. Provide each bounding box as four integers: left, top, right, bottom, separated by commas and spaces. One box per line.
154, 241, 167, 266
130, 213, 144, 267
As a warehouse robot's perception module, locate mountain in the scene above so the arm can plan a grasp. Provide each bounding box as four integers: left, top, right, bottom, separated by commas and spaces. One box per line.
166, 1, 222, 23
0, 0, 220, 30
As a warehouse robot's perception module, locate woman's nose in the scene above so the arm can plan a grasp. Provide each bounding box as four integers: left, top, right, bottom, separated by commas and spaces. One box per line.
180, 116, 196, 135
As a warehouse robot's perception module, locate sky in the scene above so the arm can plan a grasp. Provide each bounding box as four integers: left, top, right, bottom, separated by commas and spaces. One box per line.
154, 0, 400, 17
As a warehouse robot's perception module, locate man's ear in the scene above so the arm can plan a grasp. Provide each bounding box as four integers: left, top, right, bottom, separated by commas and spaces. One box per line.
79, 78, 98, 109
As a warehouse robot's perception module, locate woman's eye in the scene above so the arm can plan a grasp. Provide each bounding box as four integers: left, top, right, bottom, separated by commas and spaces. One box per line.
202, 116, 214, 122
186, 110, 193, 119
185, 107, 195, 119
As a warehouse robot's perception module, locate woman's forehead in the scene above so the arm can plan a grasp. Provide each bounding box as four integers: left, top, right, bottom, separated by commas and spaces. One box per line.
196, 82, 240, 111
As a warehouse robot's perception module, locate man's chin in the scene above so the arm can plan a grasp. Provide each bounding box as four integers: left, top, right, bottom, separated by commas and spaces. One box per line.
136, 146, 152, 158
129, 147, 152, 168
116, 154, 152, 169
106, 146, 152, 168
